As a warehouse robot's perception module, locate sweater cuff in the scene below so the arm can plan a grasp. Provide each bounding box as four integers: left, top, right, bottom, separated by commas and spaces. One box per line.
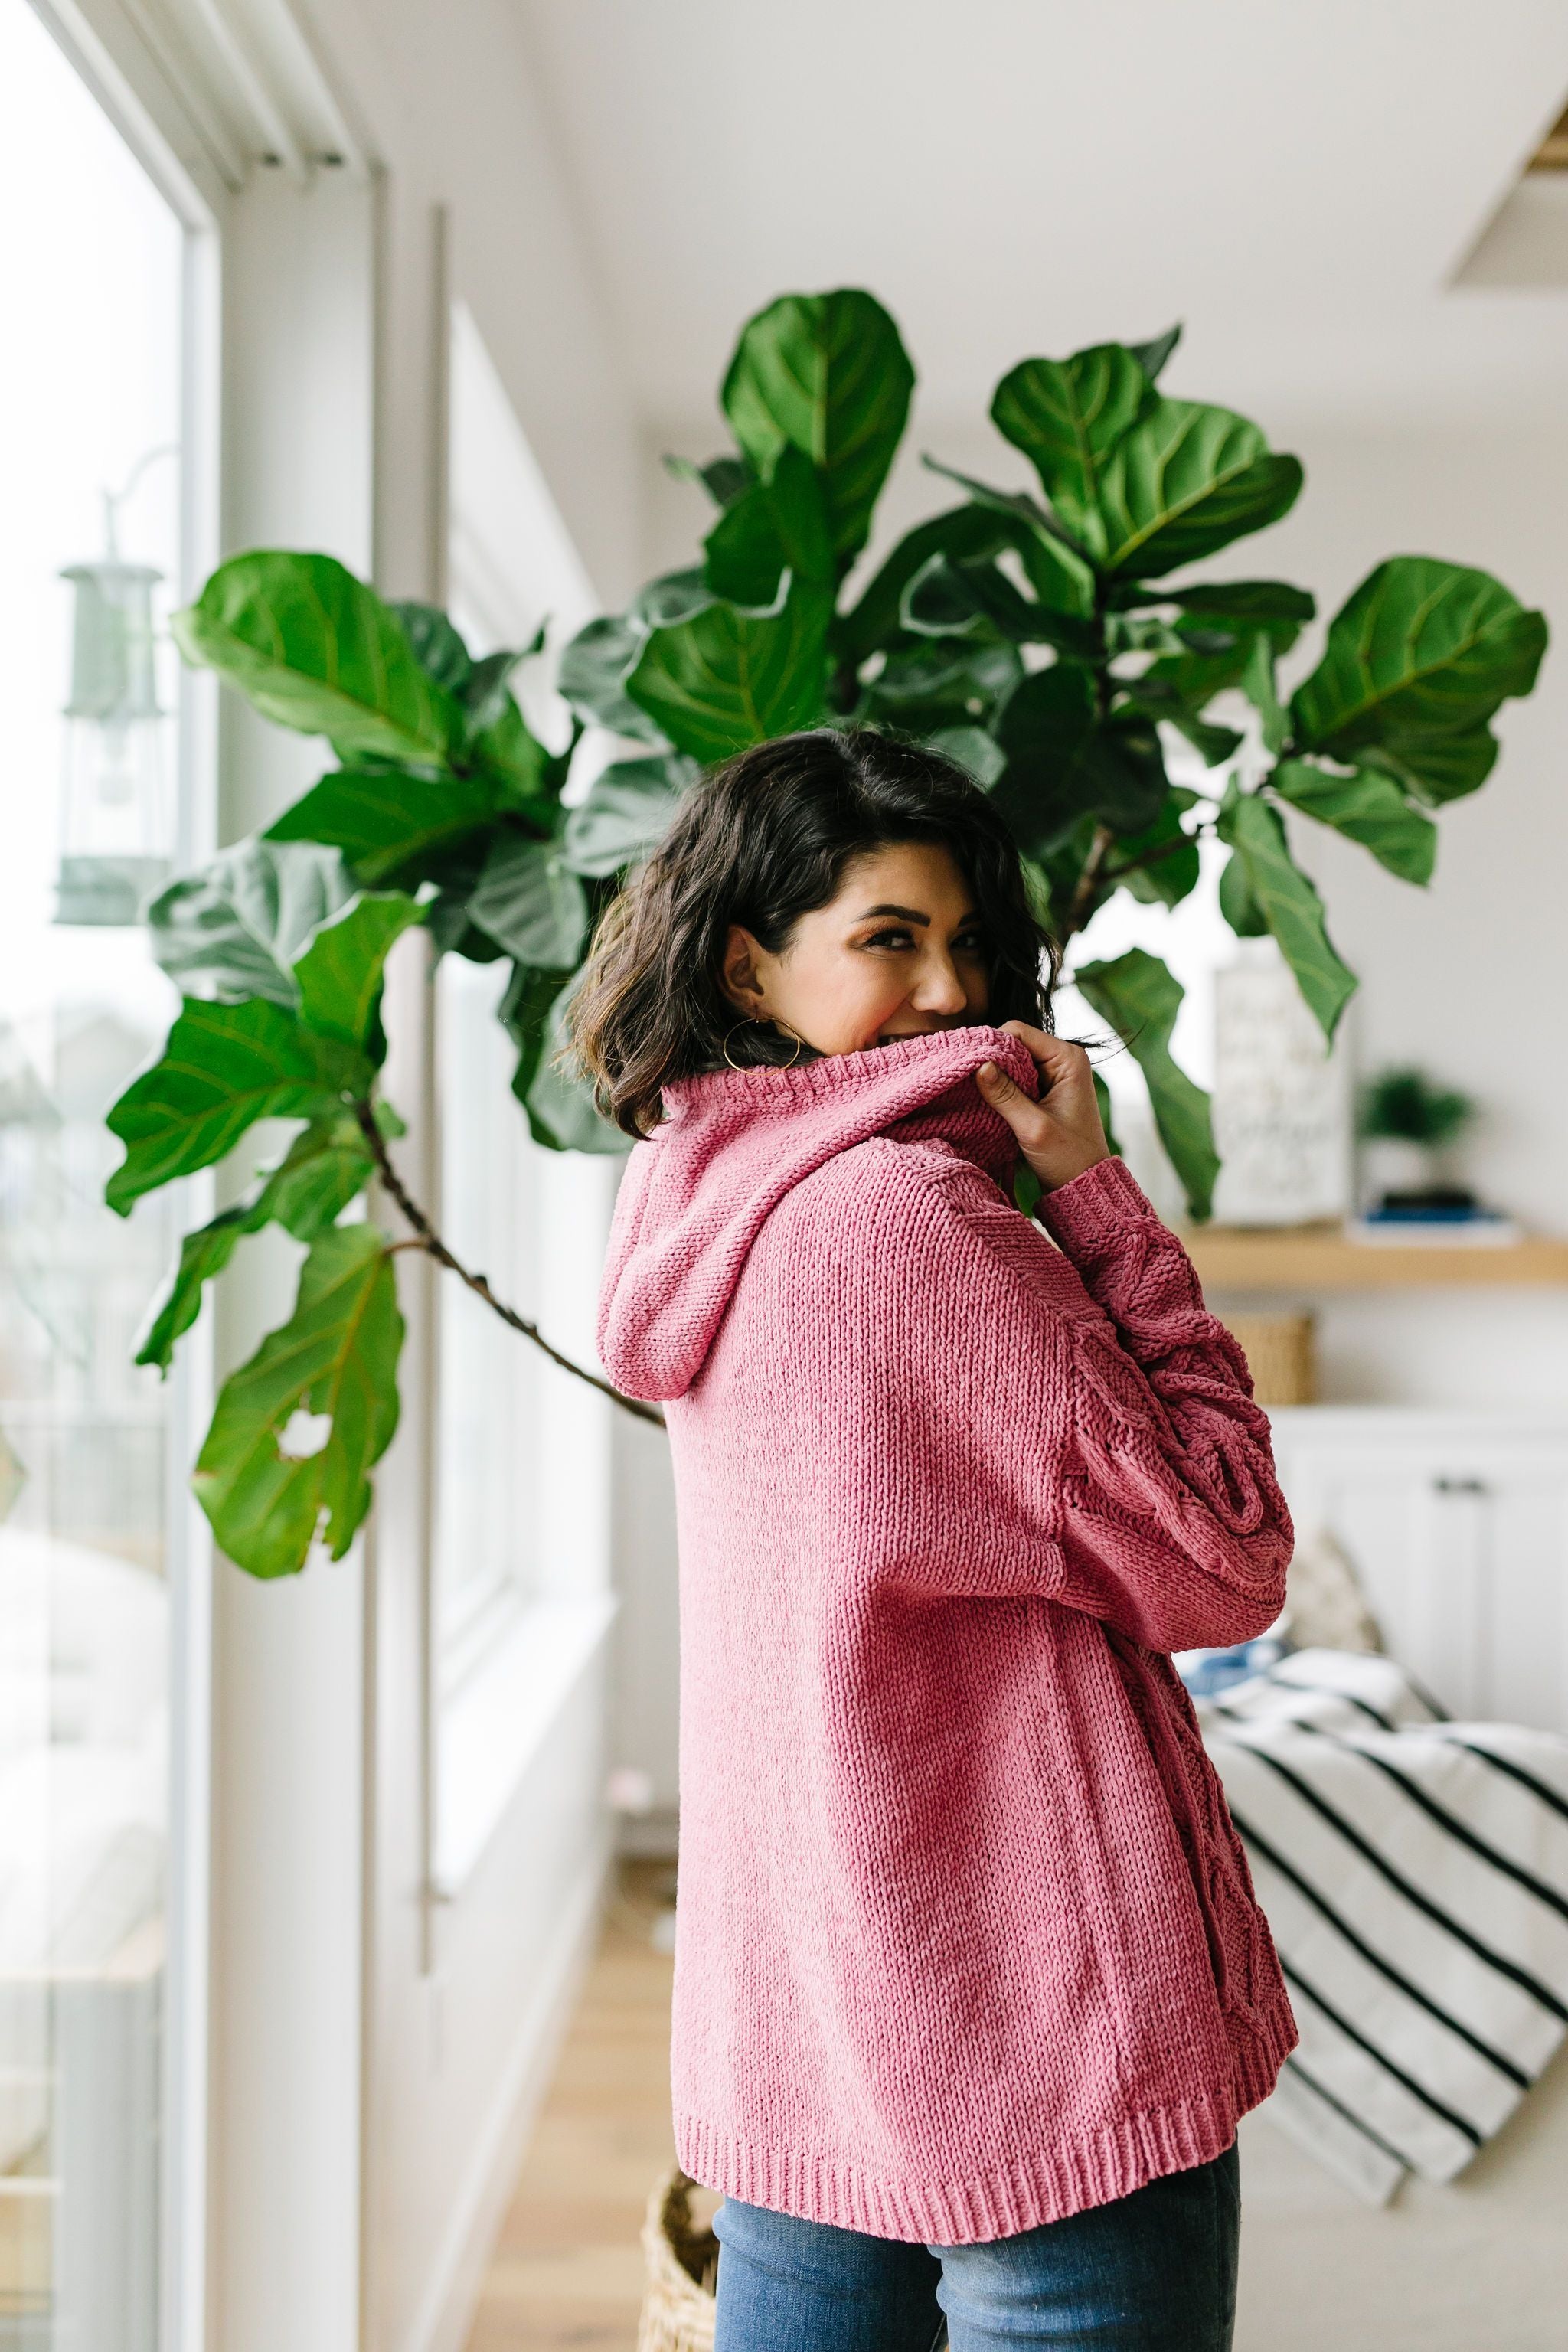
1037, 1155, 1159, 1256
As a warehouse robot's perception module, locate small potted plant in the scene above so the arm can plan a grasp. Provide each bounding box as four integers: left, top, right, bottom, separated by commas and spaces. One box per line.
1356, 1067, 1500, 1229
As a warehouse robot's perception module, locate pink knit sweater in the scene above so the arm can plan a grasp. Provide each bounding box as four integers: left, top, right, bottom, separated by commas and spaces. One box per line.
598, 1022, 1297, 2244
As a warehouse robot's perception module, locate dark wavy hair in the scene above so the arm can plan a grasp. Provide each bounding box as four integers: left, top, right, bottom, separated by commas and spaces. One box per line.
566, 727, 1060, 1138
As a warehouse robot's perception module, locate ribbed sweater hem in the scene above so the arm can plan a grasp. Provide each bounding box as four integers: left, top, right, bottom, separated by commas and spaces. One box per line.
675, 1994, 1297, 2246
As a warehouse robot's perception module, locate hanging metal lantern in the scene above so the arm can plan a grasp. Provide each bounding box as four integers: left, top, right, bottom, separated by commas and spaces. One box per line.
55, 459, 176, 927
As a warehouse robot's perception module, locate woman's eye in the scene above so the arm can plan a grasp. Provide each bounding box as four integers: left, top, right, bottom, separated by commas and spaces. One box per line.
954, 930, 988, 956
862, 927, 915, 950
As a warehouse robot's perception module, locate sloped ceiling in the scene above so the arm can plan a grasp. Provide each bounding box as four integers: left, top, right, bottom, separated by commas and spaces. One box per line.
514, 0, 1568, 436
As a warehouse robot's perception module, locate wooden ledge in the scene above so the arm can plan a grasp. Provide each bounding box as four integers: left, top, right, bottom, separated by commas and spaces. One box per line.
1181, 1225, 1568, 1291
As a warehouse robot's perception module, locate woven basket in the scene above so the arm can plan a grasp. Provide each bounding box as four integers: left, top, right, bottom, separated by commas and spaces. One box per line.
1222, 1310, 1318, 1406
638, 2167, 717, 2352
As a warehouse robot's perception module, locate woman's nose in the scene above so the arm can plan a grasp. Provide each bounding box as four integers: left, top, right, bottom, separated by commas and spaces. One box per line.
911, 953, 970, 1015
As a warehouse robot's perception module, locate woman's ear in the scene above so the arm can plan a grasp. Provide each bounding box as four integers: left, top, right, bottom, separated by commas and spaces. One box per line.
720, 923, 769, 1018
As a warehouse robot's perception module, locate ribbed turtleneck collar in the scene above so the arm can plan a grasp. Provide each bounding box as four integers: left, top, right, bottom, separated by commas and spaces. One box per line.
599, 1024, 1039, 1399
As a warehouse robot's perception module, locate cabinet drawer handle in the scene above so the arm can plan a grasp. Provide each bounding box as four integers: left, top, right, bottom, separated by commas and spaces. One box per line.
1432, 1476, 1488, 1496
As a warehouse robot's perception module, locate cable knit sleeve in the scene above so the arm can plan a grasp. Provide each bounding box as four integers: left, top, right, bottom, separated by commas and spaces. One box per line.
843, 1145, 1292, 1651
1036, 1156, 1293, 1651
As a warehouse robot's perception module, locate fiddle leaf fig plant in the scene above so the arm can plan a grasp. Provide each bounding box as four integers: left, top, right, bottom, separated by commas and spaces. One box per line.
109, 287, 1548, 1578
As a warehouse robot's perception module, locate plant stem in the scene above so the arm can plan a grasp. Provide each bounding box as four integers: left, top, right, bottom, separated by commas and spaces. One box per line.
353, 1099, 666, 1429
1101, 822, 1213, 887
1062, 824, 1115, 941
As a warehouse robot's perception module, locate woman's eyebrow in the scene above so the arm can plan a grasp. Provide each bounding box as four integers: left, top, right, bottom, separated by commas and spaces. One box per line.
853, 903, 983, 925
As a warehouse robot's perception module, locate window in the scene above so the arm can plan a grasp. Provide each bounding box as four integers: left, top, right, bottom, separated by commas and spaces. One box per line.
0, 7, 211, 2344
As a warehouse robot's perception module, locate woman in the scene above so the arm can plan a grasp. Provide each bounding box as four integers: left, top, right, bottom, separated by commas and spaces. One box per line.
571, 729, 1296, 2351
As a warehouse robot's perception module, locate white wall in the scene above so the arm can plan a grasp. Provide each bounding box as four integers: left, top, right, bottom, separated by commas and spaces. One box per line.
1234, 410, 1568, 1409
304, 0, 642, 609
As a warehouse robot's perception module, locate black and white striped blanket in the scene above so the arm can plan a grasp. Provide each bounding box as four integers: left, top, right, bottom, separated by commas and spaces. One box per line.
1194, 1648, 1568, 2203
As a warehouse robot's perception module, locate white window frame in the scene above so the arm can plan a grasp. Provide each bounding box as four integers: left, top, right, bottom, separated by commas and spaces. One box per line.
22, 10, 222, 2350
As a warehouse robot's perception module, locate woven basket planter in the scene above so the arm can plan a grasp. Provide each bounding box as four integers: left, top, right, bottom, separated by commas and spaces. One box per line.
638, 2167, 717, 2352
1222, 1309, 1318, 1406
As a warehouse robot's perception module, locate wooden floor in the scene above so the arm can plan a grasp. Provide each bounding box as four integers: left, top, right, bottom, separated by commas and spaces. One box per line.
465, 1859, 705, 2352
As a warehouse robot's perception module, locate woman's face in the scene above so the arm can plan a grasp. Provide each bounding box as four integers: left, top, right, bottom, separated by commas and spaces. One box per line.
720, 841, 990, 1057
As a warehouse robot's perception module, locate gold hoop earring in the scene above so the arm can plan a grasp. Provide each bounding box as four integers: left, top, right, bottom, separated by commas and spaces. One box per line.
722, 1018, 805, 1070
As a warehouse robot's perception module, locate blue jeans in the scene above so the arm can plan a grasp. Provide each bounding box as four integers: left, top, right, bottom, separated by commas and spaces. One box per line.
711, 2144, 1240, 2350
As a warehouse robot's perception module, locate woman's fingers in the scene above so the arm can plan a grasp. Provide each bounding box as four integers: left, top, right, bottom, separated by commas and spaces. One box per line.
975, 1058, 1033, 1113
979, 1029, 1111, 1195
998, 1021, 1092, 1093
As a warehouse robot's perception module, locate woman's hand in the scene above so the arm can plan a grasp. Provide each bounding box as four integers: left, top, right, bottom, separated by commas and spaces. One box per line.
975, 1022, 1112, 1196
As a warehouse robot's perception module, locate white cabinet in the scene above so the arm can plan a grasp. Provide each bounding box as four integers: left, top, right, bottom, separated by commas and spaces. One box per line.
1267, 1410, 1568, 1735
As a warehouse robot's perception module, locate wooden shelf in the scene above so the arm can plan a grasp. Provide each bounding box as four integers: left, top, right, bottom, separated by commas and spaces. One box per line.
1181, 1225, 1568, 1292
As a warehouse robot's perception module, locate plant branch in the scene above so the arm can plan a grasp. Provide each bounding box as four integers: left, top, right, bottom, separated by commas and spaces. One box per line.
1102, 822, 1213, 886
353, 1099, 665, 1429
1062, 823, 1116, 940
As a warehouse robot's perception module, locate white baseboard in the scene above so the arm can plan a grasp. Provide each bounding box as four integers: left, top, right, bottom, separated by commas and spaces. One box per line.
402, 1828, 613, 2352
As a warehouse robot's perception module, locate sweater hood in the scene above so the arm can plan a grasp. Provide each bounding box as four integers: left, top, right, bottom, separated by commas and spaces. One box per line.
596, 1023, 1039, 1401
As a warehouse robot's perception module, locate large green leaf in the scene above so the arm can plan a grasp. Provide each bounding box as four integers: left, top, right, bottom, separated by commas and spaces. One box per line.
1289, 557, 1547, 802
1105, 798, 1200, 909
1357, 727, 1498, 805
860, 638, 1024, 733
106, 998, 371, 1214
292, 891, 423, 1052
993, 664, 1168, 844
149, 839, 357, 1006
557, 615, 668, 746
1271, 758, 1436, 884
921, 459, 1096, 615
562, 755, 692, 878
720, 289, 914, 568
1152, 580, 1315, 626
172, 553, 463, 765
833, 505, 1018, 666
626, 583, 831, 762
260, 1105, 394, 1234
387, 601, 473, 698
1122, 670, 1244, 769
1094, 400, 1302, 578
990, 345, 1152, 560
704, 443, 835, 606
138, 1208, 257, 1375
524, 982, 631, 1155
469, 697, 557, 812
632, 568, 711, 631
1217, 785, 1357, 1040
136, 1109, 380, 1373
467, 836, 588, 966
1129, 325, 1181, 383
1218, 851, 1269, 938
193, 1224, 403, 1577
1073, 948, 1218, 1220
1240, 634, 1289, 753
901, 554, 1097, 658
499, 962, 567, 1114
927, 725, 1006, 789
266, 766, 501, 886
663, 450, 755, 508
